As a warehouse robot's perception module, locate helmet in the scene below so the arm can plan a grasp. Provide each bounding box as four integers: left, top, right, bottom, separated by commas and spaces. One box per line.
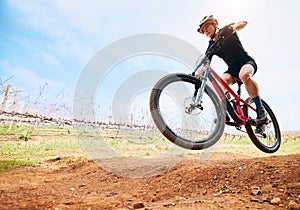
197, 15, 218, 34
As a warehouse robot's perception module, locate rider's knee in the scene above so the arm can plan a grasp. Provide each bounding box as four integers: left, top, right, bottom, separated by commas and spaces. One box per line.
222, 73, 234, 85
239, 65, 253, 83
239, 72, 251, 83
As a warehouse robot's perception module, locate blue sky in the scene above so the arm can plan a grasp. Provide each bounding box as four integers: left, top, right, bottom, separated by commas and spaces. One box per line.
1, 0, 300, 131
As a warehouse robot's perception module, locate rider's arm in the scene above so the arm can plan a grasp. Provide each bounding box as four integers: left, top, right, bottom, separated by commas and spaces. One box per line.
231, 21, 247, 31
219, 21, 247, 39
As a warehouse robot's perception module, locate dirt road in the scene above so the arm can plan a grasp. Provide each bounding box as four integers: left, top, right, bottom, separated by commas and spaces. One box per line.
0, 152, 299, 209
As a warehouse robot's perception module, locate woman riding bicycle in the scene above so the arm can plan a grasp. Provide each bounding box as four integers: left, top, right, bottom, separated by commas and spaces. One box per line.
197, 14, 267, 133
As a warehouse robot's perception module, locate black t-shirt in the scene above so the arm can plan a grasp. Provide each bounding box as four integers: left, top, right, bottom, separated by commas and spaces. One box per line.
206, 25, 255, 74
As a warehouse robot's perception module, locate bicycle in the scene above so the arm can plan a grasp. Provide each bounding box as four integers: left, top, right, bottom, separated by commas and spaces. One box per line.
149, 28, 281, 153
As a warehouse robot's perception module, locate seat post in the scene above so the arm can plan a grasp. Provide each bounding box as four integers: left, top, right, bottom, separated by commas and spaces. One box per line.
237, 82, 242, 98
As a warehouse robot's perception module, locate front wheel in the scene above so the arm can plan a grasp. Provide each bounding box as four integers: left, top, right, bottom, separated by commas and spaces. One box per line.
149, 73, 225, 150
243, 98, 281, 153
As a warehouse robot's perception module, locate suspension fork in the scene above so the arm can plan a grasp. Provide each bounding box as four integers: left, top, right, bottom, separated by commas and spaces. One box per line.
194, 66, 210, 106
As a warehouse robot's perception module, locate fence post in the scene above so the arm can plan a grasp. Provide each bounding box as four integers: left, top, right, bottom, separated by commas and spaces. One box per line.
23, 104, 29, 114
11, 92, 18, 112
1, 85, 11, 111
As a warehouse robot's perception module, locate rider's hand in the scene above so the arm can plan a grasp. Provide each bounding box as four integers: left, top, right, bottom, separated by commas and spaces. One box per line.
194, 72, 200, 78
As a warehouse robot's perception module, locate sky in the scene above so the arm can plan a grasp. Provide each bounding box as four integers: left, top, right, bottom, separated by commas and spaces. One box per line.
1, 0, 300, 131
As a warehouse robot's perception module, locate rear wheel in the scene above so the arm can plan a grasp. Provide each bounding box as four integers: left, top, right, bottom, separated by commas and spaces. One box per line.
243, 98, 281, 153
150, 73, 225, 150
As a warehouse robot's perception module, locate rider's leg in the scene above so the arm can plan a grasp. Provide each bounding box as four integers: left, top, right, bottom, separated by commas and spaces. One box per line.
222, 72, 234, 86
222, 73, 234, 122
239, 64, 267, 122
222, 73, 234, 98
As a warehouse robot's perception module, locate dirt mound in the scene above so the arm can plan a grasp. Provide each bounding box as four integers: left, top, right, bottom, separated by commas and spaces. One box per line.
0, 153, 299, 209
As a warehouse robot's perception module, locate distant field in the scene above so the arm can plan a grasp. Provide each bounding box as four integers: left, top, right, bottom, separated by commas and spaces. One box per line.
0, 124, 299, 172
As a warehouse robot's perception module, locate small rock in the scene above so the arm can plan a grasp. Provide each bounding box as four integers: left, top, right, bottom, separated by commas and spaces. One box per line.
289, 200, 300, 210
250, 187, 261, 196
224, 188, 230, 193
133, 201, 145, 209
262, 184, 273, 193
213, 190, 223, 197
128, 198, 136, 201
70, 187, 75, 191
202, 189, 207, 195
49, 157, 61, 162
106, 192, 117, 197
270, 197, 281, 205
250, 197, 264, 203
163, 203, 175, 207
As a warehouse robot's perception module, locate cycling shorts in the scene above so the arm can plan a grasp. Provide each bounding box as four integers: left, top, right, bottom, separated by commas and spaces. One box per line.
224, 59, 257, 80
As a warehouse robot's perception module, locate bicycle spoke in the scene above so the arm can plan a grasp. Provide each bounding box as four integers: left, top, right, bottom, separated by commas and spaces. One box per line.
150, 73, 225, 150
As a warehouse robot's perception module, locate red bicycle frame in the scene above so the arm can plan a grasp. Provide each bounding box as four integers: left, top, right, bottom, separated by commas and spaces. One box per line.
208, 67, 257, 126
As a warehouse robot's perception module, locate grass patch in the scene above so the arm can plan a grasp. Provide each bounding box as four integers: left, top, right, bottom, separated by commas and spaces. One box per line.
98, 129, 173, 157
97, 129, 300, 157
0, 159, 37, 172
277, 138, 300, 155
0, 137, 82, 172
212, 134, 300, 156
1, 124, 299, 172
0, 124, 31, 135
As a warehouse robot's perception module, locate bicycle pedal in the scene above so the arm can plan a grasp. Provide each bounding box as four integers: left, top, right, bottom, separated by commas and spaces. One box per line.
225, 121, 237, 126
247, 118, 269, 126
